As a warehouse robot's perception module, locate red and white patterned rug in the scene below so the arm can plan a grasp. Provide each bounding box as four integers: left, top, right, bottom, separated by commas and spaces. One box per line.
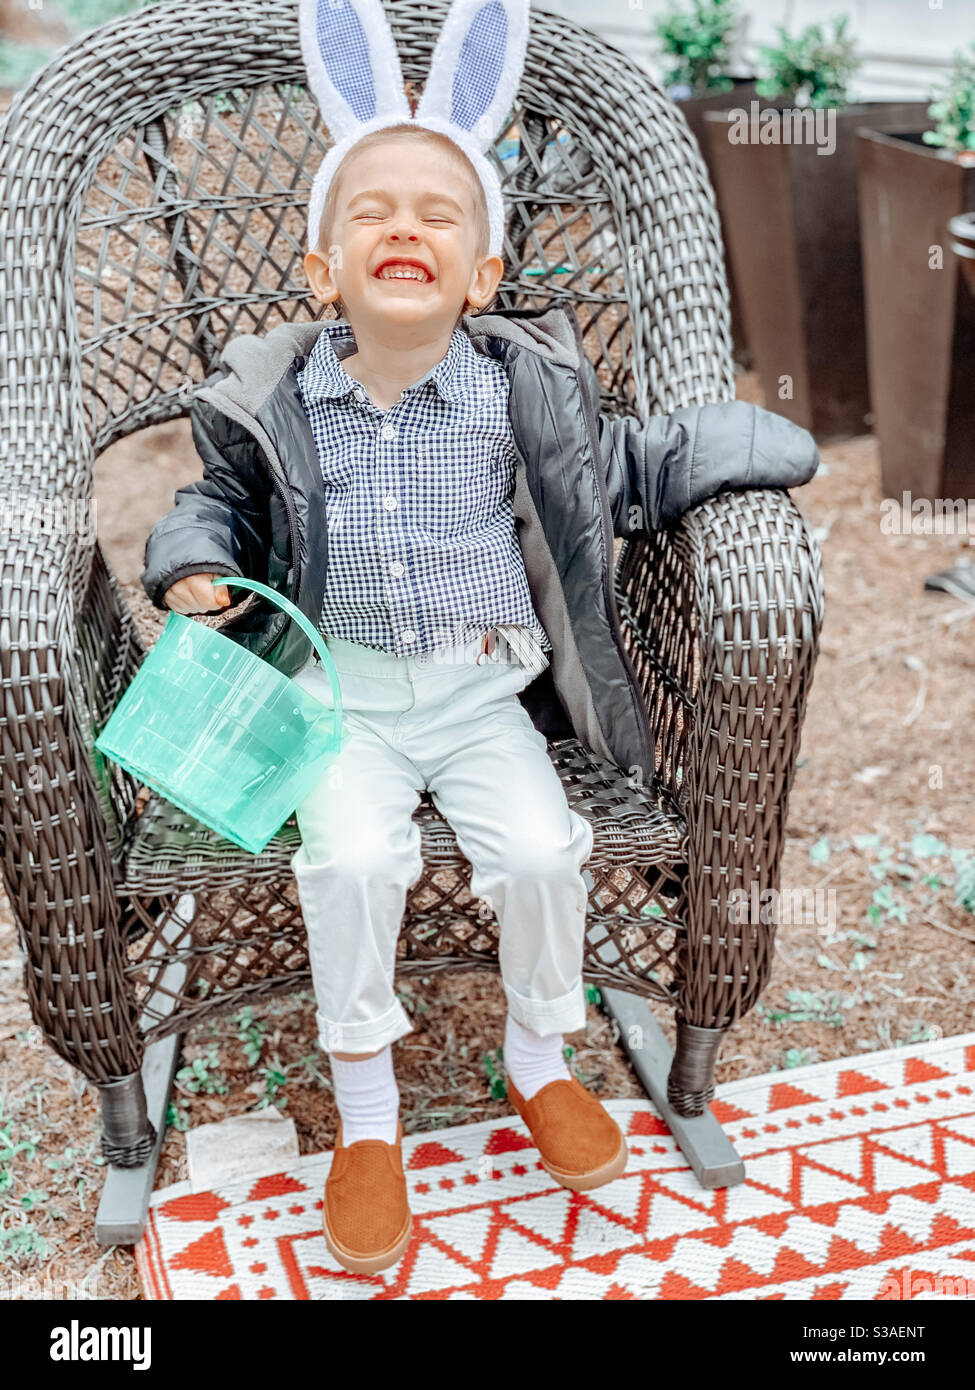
135, 1032, 975, 1300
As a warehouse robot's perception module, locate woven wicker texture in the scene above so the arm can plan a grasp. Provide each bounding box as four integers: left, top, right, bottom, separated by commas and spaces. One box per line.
0, 0, 823, 1137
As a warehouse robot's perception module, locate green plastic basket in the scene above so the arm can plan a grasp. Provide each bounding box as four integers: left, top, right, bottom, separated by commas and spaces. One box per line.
95, 577, 350, 855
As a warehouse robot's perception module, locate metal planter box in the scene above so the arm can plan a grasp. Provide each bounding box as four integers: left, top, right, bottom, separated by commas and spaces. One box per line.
704, 101, 932, 440
858, 127, 975, 502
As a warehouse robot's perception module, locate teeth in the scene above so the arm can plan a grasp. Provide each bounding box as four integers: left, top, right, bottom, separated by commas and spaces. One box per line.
378, 265, 430, 281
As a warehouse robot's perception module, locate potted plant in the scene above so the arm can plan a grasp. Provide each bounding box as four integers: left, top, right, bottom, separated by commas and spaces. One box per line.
858, 43, 975, 501
653, 0, 744, 100
702, 13, 931, 439
753, 11, 859, 109
653, 0, 757, 367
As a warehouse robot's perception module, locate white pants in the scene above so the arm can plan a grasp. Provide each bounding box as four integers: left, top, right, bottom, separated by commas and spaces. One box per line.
289, 632, 595, 1055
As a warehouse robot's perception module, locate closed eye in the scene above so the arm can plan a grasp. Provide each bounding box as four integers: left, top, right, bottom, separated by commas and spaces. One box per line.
353, 213, 454, 224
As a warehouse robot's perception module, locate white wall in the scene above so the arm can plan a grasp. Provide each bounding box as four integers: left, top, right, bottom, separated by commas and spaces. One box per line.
543, 0, 973, 102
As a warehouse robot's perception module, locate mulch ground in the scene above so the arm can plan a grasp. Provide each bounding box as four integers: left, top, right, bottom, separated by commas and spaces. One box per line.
3, 371, 974, 1298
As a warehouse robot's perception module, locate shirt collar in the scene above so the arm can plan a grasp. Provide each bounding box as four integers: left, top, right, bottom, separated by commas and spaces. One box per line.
298, 317, 475, 406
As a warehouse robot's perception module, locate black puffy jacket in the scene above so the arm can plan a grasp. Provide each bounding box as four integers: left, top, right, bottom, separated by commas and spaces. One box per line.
142, 302, 819, 781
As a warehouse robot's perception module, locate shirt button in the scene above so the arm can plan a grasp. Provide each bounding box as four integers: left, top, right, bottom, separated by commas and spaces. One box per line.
389, 560, 405, 577
381, 423, 397, 441
382, 494, 398, 511
401, 629, 416, 644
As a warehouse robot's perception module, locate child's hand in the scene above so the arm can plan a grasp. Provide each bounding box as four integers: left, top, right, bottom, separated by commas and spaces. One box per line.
163, 573, 232, 614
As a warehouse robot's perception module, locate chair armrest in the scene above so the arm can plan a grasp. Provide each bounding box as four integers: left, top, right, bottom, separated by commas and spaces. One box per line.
614, 487, 825, 1029
0, 537, 147, 1083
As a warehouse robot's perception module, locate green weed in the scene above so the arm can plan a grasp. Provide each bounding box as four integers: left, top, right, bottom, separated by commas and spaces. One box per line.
483, 1049, 507, 1101
756, 988, 850, 1028
235, 1006, 267, 1068
174, 1043, 228, 1098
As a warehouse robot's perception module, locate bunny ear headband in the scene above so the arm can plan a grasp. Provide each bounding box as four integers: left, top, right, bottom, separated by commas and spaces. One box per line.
299, 0, 530, 258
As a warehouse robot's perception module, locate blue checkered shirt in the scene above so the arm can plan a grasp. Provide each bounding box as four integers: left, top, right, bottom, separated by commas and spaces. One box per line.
296, 318, 552, 671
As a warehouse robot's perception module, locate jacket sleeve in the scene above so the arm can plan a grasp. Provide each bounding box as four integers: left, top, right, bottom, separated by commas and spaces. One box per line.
590, 367, 820, 536
141, 390, 274, 611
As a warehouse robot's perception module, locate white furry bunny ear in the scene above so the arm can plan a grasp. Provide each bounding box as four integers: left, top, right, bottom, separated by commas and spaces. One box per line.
298, 0, 410, 141
414, 0, 530, 148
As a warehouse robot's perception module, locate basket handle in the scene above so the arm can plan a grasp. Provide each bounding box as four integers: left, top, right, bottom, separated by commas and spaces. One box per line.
210, 576, 343, 737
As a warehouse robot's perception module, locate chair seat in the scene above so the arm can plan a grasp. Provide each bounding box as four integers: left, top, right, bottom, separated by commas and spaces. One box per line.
117, 737, 687, 896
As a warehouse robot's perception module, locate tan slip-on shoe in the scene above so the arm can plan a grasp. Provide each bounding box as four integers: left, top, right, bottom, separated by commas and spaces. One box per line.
506, 1075, 629, 1192
322, 1119, 413, 1275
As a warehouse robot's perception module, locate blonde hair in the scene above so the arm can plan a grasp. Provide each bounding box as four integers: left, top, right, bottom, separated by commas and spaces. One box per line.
315, 124, 494, 319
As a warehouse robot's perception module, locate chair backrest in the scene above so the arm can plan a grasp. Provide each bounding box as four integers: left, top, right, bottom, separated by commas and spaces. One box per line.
0, 0, 734, 486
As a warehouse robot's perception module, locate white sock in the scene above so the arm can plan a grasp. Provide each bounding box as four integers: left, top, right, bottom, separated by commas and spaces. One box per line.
328, 1045, 400, 1145
503, 1013, 571, 1101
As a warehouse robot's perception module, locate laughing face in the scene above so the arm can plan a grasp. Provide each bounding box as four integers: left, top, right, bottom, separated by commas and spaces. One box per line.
303, 136, 503, 338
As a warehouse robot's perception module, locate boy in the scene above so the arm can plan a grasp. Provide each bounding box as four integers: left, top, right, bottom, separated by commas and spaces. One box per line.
142, 0, 819, 1278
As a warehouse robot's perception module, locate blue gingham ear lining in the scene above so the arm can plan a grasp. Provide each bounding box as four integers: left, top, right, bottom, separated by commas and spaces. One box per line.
449, 1, 509, 134
313, 2, 379, 124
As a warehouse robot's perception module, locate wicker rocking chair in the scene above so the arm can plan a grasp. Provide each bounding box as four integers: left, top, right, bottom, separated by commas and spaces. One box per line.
0, 0, 824, 1242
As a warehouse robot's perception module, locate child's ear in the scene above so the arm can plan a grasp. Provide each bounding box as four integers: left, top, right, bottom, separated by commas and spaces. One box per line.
465, 253, 505, 311
304, 250, 341, 307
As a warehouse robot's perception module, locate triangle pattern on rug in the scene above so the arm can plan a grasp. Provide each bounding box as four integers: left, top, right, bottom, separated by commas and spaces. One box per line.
421, 1208, 497, 1266
767, 1082, 821, 1112
501, 1190, 573, 1248
836, 1068, 890, 1097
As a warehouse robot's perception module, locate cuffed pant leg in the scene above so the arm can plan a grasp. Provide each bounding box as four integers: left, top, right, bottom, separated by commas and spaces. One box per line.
292, 850, 418, 1054
487, 808, 594, 1038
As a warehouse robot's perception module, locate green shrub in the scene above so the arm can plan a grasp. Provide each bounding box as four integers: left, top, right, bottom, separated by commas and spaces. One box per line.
754, 13, 860, 111
653, 0, 741, 98
923, 43, 975, 157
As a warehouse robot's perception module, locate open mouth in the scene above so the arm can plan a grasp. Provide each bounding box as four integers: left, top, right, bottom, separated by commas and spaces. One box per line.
373, 260, 435, 284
